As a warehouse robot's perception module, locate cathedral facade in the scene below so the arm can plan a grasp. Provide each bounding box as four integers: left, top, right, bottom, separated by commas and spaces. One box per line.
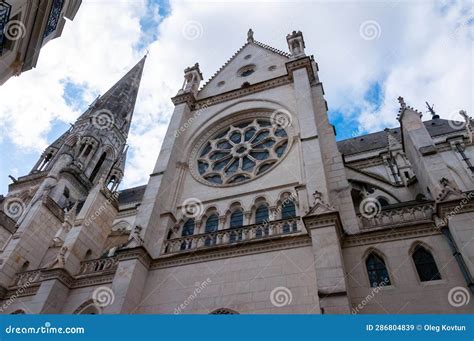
0, 30, 473, 314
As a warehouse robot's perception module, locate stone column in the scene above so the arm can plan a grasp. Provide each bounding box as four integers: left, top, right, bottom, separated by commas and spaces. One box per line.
303, 211, 351, 314
104, 250, 150, 314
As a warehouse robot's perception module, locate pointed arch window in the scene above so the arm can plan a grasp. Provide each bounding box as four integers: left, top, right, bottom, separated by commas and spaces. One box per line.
204, 214, 219, 246
366, 252, 391, 287
412, 245, 441, 281
90, 152, 107, 182
180, 219, 195, 250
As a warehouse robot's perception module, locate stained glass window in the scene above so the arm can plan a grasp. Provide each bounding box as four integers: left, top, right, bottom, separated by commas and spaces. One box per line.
196, 119, 288, 185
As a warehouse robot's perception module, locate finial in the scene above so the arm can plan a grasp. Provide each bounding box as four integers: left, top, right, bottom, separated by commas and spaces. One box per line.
397, 96, 406, 109
459, 110, 469, 120
425, 101, 439, 119
247, 28, 254, 43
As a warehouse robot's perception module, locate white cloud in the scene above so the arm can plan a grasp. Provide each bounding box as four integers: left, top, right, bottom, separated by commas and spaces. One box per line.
0, 0, 472, 192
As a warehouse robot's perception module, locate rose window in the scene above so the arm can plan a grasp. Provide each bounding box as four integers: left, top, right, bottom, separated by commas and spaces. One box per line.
196, 119, 289, 185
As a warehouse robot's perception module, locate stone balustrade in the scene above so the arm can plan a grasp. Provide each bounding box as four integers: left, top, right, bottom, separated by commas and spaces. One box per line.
163, 217, 302, 254
358, 203, 434, 230
78, 257, 118, 276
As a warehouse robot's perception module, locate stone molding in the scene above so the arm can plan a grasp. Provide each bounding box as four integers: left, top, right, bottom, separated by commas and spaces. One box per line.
195, 75, 292, 110
171, 92, 196, 106
342, 224, 439, 248
285, 56, 315, 82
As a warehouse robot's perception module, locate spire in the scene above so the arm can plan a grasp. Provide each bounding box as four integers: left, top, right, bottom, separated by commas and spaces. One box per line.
80, 56, 146, 136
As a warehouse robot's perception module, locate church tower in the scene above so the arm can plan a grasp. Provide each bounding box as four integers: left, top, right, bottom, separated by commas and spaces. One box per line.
0, 57, 145, 312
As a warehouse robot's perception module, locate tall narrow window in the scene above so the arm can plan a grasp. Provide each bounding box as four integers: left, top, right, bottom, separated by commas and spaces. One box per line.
229, 209, 243, 243
412, 245, 441, 281
366, 253, 391, 287
255, 204, 269, 238
281, 199, 297, 233
281, 200, 296, 219
204, 214, 219, 246
255, 204, 269, 224
89, 152, 106, 182
180, 219, 195, 250
230, 209, 243, 228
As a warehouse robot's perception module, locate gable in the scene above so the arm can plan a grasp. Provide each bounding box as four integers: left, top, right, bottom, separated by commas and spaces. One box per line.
197, 42, 289, 100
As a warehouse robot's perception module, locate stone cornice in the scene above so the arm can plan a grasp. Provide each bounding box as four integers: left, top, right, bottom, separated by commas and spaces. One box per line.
152, 235, 312, 269
342, 224, 439, 248
11, 171, 48, 188
285, 56, 315, 83
115, 246, 153, 269
436, 192, 474, 218
171, 92, 196, 106
303, 211, 342, 231
194, 75, 292, 109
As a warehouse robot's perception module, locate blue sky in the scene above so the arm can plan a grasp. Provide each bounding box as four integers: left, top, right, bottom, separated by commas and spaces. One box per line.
0, 0, 472, 194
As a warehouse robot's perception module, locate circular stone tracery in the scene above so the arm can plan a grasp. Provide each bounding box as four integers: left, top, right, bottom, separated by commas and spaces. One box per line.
196, 118, 289, 185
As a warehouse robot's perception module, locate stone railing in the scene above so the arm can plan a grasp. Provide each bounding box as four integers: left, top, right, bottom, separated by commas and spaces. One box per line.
77, 257, 118, 276
163, 217, 303, 254
358, 203, 434, 230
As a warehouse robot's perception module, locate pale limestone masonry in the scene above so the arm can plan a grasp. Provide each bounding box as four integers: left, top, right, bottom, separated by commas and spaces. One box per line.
0, 0, 82, 85
0, 30, 473, 315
